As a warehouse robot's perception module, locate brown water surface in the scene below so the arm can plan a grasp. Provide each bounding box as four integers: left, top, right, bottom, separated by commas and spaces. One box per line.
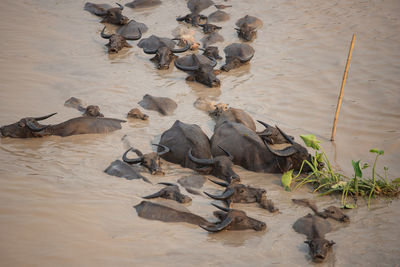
1, 0, 399, 266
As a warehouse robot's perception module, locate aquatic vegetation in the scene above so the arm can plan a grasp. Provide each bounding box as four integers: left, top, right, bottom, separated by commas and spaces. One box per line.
281, 135, 400, 208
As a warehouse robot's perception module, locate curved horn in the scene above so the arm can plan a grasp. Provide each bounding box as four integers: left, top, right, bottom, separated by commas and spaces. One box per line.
34, 113, 57, 121
157, 182, 176, 187
199, 216, 233, 232
101, 26, 112, 39
125, 28, 142, 40
209, 179, 229, 187
143, 47, 158, 54
204, 188, 234, 200
142, 191, 162, 199
171, 41, 190, 53
198, 47, 205, 51
122, 148, 143, 164
257, 120, 272, 130
211, 203, 230, 212
275, 125, 294, 144
116, 2, 123, 10
26, 121, 48, 132
188, 149, 214, 165
264, 140, 297, 157
152, 144, 170, 156
217, 145, 233, 161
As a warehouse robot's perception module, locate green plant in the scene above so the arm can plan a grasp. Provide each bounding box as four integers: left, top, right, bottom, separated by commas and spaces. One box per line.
281, 135, 399, 208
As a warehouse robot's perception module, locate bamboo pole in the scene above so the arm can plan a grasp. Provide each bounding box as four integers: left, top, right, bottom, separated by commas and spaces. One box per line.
331, 34, 356, 141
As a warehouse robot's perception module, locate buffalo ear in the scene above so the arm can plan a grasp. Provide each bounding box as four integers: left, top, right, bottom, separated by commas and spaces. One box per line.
304, 240, 311, 245
328, 241, 336, 246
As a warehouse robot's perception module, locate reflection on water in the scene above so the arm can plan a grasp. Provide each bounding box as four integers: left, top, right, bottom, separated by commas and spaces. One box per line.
1, 0, 400, 266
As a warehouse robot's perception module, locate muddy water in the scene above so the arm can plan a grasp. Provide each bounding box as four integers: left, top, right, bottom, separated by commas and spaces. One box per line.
0, 0, 399, 266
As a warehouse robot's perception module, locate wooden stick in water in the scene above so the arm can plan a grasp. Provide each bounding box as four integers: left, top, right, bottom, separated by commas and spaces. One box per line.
331, 34, 356, 141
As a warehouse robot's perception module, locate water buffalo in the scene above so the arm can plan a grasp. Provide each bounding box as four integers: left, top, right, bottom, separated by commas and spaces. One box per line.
205, 179, 278, 212
143, 183, 192, 203
158, 120, 212, 170
293, 214, 335, 262
292, 199, 350, 222
84, 3, 129, 25
221, 43, 255, 71
207, 10, 230, 22
100, 26, 138, 53
125, 0, 162, 8
134, 200, 209, 226
200, 203, 266, 232
137, 35, 190, 69
138, 94, 177, 116
127, 108, 149, 120
214, 107, 256, 131
104, 160, 151, 183
199, 46, 222, 60
198, 23, 222, 34
210, 121, 311, 173
235, 15, 263, 42
200, 32, 224, 48
174, 54, 220, 87
122, 144, 170, 175
117, 20, 148, 38
188, 145, 240, 183
176, 13, 208, 26
0, 113, 125, 138
187, 0, 214, 13
64, 97, 104, 117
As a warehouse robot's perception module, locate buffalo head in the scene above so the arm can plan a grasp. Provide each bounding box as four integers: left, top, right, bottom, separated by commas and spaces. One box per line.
101, 26, 141, 53
0, 113, 56, 138
263, 126, 313, 173
83, 105, 104, 117
188, 146, 239, 183
205, 179, 266, 205
199, 23, 222, 34
322, 206, 350, 222
122, 144, 170, 175
100, 3, 129, 25
176, 13, 207, 26
175, 54, 220, 87
143, 183, 192, 203
257, 120, 294, 145
235, 23, 257, 41
305, 238, 335, 262
200, 203, 266, 232
199, 46, 222, 61
145, 43, 190, 69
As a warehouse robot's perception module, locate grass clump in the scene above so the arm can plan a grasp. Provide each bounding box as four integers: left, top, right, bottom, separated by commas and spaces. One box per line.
281, 135, 400, 208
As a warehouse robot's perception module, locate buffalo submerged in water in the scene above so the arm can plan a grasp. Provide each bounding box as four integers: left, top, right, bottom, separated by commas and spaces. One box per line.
0, 113, 125, 138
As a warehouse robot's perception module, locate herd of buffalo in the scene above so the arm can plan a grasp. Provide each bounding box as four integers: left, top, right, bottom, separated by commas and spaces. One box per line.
0, 0, 352, 263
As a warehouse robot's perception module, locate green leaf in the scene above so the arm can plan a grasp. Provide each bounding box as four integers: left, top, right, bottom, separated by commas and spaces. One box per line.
352, 160, 362, 178
300, 134, 321, 150
362, 163, 369, 169
281, 170, 294, 191
369, 148, 384, 155
392, 178, 400, 184
341, 204, 356, 209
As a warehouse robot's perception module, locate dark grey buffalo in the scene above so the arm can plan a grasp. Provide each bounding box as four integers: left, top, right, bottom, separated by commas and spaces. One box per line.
122, 144, 170, 175
104, 160, 151, 183
210, 121, 311, 173
235, 15, 263, 41
198, 23, 222, 34
137, 35, 190, 69
207, 10, 230, 22
143, 183, 192, 203
138, 94, 177, 116
199, 46, 222, 60
125, 0, 162, 8
84, 3, 129, 25
0, 113, 125, 138
158, 120, 212, 170
200, 203, 266, 232
200, 32, 224, 48
117, 20, 148, 38
187, 0, 214, 13
293, 214, 335, 262
205, 179, 279, 212
134, 200, 209, 226
292, 199, 350, 223
221, 43, 255, 71
64, 97, 104, 117
100, 26, 138, 53
174, 54, 220, 88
